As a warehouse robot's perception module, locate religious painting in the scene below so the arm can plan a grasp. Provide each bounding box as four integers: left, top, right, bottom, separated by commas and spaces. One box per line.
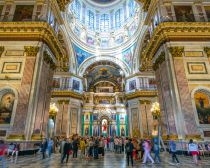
72, 79, 80, 91
93, 115, 98, 121
112, 125, 117, 136
112, 114, 116, 120
187, 62, 207, 74
174, 6, 195, 22
93, 125, 98, 137
85, 114, 89, 121
122, 43, 136, 66
13, 5, 34, 21
86, 36, 95, 45
52, 78, 60, 88
73, 44, 92, 66
120, 125, 125, 137
115, 35, 124, 44
102, 119, 108, 136
120, 114, 125, 122
100, 38, 109, 48
84, 125, 89, 136
204, 6, 210, 22
194, 91, 210, 124
129, 80, 136, 90
0, 92, 15, 124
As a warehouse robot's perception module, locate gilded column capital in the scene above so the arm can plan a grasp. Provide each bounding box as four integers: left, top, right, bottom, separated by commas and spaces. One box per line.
43, 51, 56, 70
169, 47, 184, 57
24, 46, 40, 57
139, 100, 151, 104
152, 52, 165, 71
58, 100, 69, 105
204, 47, 210, 57
0, 46, 4, 57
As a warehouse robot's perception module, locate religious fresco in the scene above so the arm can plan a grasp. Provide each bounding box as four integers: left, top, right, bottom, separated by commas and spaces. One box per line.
115, 35, 124, 44
194, 91, 210, 124
100, 38, 109, 48
120, 125, 125, 136
129, 80, 136, 90
112, 125, 117, 136
84, 125, 89, 136
93, 125, 98, 136
73, 44, 93, 66
174, 6, 195, 22
128, 23, 137, 36
72, 79, 80, 91
0, 92, 15, 124
87, 36, 95, 45
102, 119, 108, 136
52, 78, 60, 88
121, 43, 136, 66
13, 5, 34, 21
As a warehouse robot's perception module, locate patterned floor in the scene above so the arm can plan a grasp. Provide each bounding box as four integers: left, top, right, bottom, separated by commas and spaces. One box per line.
3, 151, 210, 168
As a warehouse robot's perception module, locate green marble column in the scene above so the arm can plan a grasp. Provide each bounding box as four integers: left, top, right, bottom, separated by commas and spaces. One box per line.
82, 114, 84, 136
89, 113, 93, 136
117, 114, 120, 136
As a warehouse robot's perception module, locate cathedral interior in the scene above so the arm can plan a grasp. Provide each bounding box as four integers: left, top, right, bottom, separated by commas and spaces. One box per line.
0, 0, 210, 145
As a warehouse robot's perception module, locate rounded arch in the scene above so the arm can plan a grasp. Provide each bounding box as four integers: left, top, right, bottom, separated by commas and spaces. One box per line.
78, 55, 131, 77
191, 86, 210, 127
0, 86, 18, 127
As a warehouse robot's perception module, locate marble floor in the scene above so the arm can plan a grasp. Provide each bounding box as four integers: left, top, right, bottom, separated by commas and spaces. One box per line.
4, 151, 210, 168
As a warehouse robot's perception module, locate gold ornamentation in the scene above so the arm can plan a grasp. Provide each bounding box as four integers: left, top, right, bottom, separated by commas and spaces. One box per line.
140, 22, 210, 70
152, 52, 165, 71
169, 47, 184, 57
31, 134, 43, 141
57, 99, 70, 104
126, 90, 158, 100
204, 47, 210, 57
52, 90, 83, 99
0, 46, 4, 56
43, 51, 56, 70
56, 0, 71, 11
0, 22, 68, 68
139, 100, 151, 104
24, 46, 40, 57
137, 0, 151, 11
7, 134, 25, 140
185, 134, 202, 140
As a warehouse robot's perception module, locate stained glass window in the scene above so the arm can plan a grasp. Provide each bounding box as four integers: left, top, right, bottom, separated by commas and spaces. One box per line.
115, 9, 123, 28
100, 14, 109, 32
88, 10, 94, 30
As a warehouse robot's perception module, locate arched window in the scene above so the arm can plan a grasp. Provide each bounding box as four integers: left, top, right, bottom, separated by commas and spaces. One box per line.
100, 14, 109, 32
75, 0, 81, 20
115, 9, 123, 28
128, 0, 135, 17
88, 10, 94, 30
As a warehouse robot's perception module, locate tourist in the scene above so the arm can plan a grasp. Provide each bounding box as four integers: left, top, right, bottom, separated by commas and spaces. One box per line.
99, 137, 105, 157
72, 136, 79, 159
142, 140, 154, 164
0, 140, 7, 168
107, 136, 110, 150
80, 138, 86, 159
153, 138, 160, 163
118, 137, 122, 154
60, 138, 66, 160
7, 143, 15, 157
169, 140, 180, 165
103, 137, 107, 151
48, 138, 54, 157
11, 143, 20, 163
93, 137, 99, 159
61, 138, 72, 164
110, 136, 114, 152
122, 137, 125, 153
85, 138, 89, 158
188, 139, 199, 165
41, 138, 48, 159
125, 138, 134, 166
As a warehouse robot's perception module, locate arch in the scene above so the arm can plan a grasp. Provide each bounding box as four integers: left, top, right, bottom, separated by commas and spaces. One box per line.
191, 87, 210, 126
0, 87, 18, 127
78, 55, 131, 77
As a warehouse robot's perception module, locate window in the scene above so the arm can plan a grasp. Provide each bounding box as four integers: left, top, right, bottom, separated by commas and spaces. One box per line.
74, 0, 81, 20
100, 14, 109, 32
115, 9, 123, 28
88, 10, 94, 30
128, 0, 135, 17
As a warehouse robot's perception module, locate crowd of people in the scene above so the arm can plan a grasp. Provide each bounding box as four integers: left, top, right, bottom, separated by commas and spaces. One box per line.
1, 135, 210, 167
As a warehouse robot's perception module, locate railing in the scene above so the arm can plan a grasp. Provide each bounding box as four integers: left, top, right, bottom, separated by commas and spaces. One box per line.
0, 14, 48, 22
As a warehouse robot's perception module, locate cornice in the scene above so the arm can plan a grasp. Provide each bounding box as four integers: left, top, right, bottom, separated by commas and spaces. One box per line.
125, 90, 158, 100
56, 0, 71, 12
24, 46, 40, 57
0, 22, 68, 67
137, 0, 152, 11
140, 22, 210, 71
51, 90, 83, 100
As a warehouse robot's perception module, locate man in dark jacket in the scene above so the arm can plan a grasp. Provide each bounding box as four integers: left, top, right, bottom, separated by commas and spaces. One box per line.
72, 137, 79, 158
61, 139, 72, 163
41, 138, 48, 159
125, 138, 134, 166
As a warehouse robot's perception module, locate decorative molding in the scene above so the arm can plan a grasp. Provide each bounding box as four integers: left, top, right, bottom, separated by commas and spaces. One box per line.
139, 100, 151, 104
57, 99, 69, 104
204, 47, 210, 57
169, 47, 184, 57
52, 90, 83, 100
43, 51, 56, 70
0, 22, 68, 68
0, 46, 4, 56
126, 90, 158, 100
7, 134, 25, 140
185, 134, 202, 140
56, 0, 71, 11
24, 46, 40, 57
152, 52, 165, 71
137, 0, 151, 11
140, 22, 210, 71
